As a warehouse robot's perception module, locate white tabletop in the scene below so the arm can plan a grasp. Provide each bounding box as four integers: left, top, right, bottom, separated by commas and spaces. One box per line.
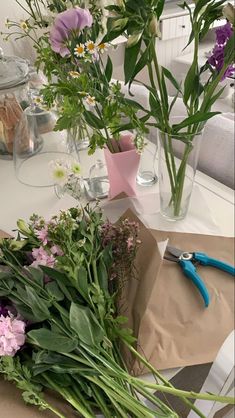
0, 152, 234, 237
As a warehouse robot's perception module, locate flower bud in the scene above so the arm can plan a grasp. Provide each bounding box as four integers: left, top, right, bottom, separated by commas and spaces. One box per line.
111, 17, 128, 32
223, 3, 235, 26
9, 239, 28, 251
17, 219, 32, 236
126, 32, 142, 48
149, 16, 161, 38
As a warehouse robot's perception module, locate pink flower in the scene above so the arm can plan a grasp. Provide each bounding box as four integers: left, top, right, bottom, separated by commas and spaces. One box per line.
35, 227, 48, 245
0, 314, 26, 356
50, 8, 93, 57
50, 245, 64, 256
31, 246, 55, 268
127, 236, 134, 250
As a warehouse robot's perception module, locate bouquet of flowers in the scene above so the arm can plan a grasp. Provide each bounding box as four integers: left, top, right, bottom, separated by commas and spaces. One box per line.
3, 0, 148, 154
0, 205, 234, 417
103, 0, 235, 217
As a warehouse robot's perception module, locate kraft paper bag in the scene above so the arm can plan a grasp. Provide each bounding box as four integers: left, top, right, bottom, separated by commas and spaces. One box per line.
118, 211, 234, 374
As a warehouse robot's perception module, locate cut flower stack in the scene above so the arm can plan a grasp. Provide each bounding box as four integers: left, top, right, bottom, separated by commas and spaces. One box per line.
0, 205, 234, 418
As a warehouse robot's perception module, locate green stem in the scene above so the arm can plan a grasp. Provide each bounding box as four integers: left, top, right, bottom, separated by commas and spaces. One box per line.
42, 374, 94, 418
138, 381, 235, 405
172, 142, 192, 216
126, 343, 206, 418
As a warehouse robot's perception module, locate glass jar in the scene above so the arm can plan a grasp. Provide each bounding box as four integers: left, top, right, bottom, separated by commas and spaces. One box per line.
0, 48, 30, 159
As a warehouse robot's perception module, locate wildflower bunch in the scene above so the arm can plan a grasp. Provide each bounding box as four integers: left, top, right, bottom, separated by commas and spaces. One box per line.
3, 1, 148, 154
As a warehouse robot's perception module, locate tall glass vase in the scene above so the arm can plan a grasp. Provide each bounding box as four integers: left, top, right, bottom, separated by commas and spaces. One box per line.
157, 122, 203, 221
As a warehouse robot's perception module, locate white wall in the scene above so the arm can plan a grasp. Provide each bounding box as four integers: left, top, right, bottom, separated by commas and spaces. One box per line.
0, 0, 35, 61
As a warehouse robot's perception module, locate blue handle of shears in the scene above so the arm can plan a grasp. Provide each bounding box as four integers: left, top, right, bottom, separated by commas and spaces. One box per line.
194, 252, 235, 276
179, 259, 210, 307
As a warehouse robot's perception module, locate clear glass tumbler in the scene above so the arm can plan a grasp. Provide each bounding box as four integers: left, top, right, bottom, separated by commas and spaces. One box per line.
14, 104, 76, 187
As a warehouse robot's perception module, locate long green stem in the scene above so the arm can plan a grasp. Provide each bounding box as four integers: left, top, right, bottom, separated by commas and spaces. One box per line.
43, 374, 95, 418
138, 381, 235, 405
126, 343, 207, 418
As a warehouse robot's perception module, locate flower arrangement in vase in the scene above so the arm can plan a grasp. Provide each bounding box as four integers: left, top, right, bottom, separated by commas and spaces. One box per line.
4, 0, 149, 198
104, 0, 235, 219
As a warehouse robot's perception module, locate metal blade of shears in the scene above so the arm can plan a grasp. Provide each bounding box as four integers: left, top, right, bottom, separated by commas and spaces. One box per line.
166, 246, 184, 258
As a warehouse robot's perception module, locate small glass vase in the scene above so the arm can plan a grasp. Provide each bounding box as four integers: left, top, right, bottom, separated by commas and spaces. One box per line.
54, 174, 82, 200
68, 128, 109, 200
157, 121, 203, 221
136, 138, 158, 186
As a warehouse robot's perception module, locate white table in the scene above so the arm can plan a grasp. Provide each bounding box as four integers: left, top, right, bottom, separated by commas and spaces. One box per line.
0, 151, 234, 237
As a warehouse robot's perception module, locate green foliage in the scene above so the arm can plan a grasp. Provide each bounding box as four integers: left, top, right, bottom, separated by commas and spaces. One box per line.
28, 328, 78, 353
70, 303, 105, 346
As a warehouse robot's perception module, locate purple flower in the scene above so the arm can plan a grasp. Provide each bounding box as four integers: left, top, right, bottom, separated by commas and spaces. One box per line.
208, 23, 235, 81
0, 304, 8, 317
50, 7, 93, 57
216, 22, 233, 45
208, 45, 225, 71
0, 314, 26, 356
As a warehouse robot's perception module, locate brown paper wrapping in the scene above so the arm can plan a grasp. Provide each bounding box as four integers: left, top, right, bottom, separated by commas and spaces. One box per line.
118, 210, 234, 375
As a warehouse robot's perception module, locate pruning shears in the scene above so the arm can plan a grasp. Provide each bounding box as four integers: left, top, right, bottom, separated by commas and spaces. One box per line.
164, 245, 235, 308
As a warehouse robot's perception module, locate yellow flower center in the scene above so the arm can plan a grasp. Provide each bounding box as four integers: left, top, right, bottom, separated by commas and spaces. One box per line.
76, 46, 84, 54
98, 43, 106, 50
87, 43, 95, 51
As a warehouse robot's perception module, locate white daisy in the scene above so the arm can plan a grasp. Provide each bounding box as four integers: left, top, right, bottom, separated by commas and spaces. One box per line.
71, 162, 81, 176
69, 71, 80, 79
84, 95, 96, 107
20, 20, 28, 31
98, 42, 108, 54
74, 43, 85, 58
85, 40, 97, 54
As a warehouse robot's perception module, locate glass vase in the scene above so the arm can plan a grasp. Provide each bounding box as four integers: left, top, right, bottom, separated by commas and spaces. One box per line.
157, 122, 203, 221
68, 128, 109, 200
14, 104, 78, 187
136, 136, 158, 186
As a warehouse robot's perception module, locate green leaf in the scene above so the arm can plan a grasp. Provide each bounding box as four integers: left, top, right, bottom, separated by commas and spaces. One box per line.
110, 17, 128, 32
69, 303, 104, 346
40, 266, 68, 283
124, 98, 146, 112
84, 110, 105, 130
124, 39, 141, 84
105, 56, 113, 82
183, 61, 198, 105
172, 111, 220, 133
194, 0, 210, 17
130, 44, 150, 82
28, 329, 78, 353
26, 286, 51, 321
76, 266, 88, 299
97, 259, 108, 293
204, 86, 225, 112
13, 304, 43, 323
45, 282, 64, 302
149, 91, 162, 122
162, 67, 181, 92
155, 0, 165, 19
27, 267, 44, 287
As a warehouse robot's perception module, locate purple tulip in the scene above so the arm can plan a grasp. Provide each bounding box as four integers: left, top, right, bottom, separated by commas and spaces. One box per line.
50, 7, 93, 57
